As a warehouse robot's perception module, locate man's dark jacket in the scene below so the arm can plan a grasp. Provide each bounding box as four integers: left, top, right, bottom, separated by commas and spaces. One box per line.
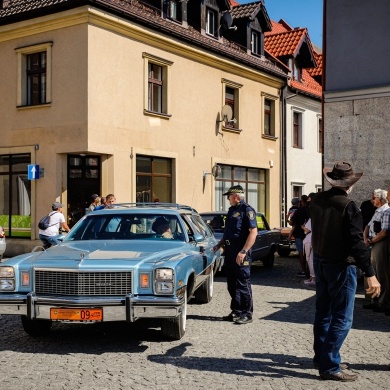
310, 187, 375, 276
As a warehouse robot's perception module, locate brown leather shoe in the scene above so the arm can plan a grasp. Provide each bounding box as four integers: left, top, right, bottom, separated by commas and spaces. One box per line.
320, 371, 358, 382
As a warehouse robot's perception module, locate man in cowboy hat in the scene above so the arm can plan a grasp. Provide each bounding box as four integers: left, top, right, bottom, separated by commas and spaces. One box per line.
213, 185, 258, 324
310, 161, 381, 382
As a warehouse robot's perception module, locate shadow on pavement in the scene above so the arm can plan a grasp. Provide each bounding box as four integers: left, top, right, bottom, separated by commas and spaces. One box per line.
147, 342, 320, 379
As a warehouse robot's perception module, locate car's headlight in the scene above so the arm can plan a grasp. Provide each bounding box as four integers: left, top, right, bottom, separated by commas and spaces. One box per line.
155, 268, 174, 294
0, 279, 15, 290
0, 267, 14, 278
156, 269, 173, 280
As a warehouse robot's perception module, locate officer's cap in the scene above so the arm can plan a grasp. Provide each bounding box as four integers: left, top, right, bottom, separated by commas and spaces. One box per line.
223, 185, 244, 196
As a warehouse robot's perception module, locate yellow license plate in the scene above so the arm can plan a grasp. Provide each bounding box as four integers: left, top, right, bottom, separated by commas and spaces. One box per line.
50, 308, 103, 321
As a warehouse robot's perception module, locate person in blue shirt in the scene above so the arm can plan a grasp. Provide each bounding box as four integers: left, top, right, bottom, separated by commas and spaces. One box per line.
213, 185, 258, 324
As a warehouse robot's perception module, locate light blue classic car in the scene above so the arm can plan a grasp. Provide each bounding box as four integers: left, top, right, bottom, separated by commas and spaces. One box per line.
0, 204, 221, 340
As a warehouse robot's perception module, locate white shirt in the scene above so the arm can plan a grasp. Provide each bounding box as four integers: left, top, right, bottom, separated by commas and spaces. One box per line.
368, 203, 389, 238
303, 218, 312, 245
38, 211, 65, 236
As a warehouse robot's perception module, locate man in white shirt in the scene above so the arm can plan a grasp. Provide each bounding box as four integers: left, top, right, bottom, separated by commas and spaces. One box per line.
38, 202, 70, 248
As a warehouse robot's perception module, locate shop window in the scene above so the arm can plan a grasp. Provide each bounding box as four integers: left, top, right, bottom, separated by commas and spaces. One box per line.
136, 156, 172, 203
0, 154, 31, 238
214, 165, 267, 215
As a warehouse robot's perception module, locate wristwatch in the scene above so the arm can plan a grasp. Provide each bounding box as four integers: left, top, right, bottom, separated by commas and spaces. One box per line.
240, 249, 247, 254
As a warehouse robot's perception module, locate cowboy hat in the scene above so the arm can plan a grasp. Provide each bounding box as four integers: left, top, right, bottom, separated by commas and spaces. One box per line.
323, 161, 363, 187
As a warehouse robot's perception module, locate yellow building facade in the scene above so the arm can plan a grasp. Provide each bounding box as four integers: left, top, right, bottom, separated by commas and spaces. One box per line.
0, 3, 285, 255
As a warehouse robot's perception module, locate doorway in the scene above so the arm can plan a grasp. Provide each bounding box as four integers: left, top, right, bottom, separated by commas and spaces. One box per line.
67, 155, 100, 227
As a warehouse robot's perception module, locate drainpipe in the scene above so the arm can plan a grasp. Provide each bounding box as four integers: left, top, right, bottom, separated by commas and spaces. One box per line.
281, 87, 298, 227
280, 85, 288, 227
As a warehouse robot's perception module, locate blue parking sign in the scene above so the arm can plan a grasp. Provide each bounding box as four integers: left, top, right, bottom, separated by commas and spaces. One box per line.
28, 164, 40, 180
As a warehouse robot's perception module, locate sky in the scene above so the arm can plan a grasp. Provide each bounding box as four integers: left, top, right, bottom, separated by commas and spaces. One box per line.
240, 0, 323, 48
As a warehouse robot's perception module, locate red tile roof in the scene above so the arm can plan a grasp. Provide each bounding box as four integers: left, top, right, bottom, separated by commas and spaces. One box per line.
307, 50, 323, 77
265, 28, 310, 58
229, 0, 240, 6
264, 19, 322, 98
290, 69, 322, 98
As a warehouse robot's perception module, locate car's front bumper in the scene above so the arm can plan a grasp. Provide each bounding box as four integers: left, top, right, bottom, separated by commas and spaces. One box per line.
0, 292, 185, 322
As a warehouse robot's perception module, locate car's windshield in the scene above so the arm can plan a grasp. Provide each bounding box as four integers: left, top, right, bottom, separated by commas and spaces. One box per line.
66, 213, 185, 241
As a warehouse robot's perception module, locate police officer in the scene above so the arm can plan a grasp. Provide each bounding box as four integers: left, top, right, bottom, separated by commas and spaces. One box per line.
213, 185, 258, 324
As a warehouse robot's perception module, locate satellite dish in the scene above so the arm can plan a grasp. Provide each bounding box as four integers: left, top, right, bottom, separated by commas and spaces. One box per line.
221, 12, 233, 30
211, 164, 221, 178
221, 105, 233, 122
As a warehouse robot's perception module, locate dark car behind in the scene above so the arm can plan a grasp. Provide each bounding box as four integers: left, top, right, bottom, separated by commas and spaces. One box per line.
200, 211, 280, 268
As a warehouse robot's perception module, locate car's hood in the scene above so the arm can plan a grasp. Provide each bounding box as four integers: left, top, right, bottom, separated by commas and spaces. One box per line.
3, 240, 194, 269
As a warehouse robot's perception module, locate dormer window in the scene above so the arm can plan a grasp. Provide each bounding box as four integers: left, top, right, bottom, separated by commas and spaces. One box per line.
290, 58, 302, 81
167, 0, 181, 21
206, 8, 217, 37
251, 31, 260, 55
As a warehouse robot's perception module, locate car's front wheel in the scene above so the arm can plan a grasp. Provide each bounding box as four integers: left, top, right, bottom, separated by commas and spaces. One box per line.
161, 289, 187, 340
194, 268, 214, 303
21, 316, 52, 337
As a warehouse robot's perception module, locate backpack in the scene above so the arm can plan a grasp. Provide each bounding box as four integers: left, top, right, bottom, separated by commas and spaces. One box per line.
38, 212, 57, 230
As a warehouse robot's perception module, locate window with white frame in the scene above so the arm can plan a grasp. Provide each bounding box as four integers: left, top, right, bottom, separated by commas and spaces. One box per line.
292, 184, 303, 199
167, 0, 181, 21
15, 42, 52, 107
292, 111, 303, 148
206, 8, 217, 36
251, 31, 260, 55
143, 53, 173, 117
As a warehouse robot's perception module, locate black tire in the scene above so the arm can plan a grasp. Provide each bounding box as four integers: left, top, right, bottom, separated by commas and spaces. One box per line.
21, 316, 52, 337
277, 247, 291, 257
262, 251, 275, 268
194, 269, 214, 303
161, 289, 187, 340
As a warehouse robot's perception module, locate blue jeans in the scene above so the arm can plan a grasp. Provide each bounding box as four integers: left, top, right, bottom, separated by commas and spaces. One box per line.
313, 253, 357, 374
39, 234, 62, 248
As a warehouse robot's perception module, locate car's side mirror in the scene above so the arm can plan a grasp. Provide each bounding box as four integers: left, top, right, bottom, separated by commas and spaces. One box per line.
189, 232, 205, 243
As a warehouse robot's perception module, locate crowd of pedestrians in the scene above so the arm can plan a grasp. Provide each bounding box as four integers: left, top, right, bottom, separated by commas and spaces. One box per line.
289, 178, 389, 322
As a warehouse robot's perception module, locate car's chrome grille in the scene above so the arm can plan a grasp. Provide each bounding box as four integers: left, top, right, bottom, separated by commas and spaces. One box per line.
34, 270, 132, 296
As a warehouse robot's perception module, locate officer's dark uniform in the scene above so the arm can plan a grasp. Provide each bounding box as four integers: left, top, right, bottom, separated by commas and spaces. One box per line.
223, 195, 257, 320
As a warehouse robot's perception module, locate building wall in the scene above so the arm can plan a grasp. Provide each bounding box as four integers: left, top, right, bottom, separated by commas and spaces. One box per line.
325, 0, 390, 92
324, 0, 390, 204
324, 96, 390, 202
285, 94, 322, 203
0, 6, 284, 253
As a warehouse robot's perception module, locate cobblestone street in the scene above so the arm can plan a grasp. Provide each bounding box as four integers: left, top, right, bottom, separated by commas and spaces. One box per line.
0, 255, 389, 390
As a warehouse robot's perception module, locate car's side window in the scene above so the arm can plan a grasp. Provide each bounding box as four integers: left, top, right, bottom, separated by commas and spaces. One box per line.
191, 215, 210, 237
181, 216, 197, 238
257, 215, 266, 231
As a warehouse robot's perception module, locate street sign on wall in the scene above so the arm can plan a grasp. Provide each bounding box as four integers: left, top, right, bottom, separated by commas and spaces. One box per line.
27, 164, 40, 180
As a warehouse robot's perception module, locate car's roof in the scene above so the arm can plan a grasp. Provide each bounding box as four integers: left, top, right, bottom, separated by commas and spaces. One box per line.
200, 211, 265, 217
92, 203, 198, 215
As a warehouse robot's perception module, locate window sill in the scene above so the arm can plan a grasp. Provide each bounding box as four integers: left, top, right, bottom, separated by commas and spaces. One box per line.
222, 126, 242, 134
262, 134, 278, 141
144, 109, 172, 119
17, 103, 51, 110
